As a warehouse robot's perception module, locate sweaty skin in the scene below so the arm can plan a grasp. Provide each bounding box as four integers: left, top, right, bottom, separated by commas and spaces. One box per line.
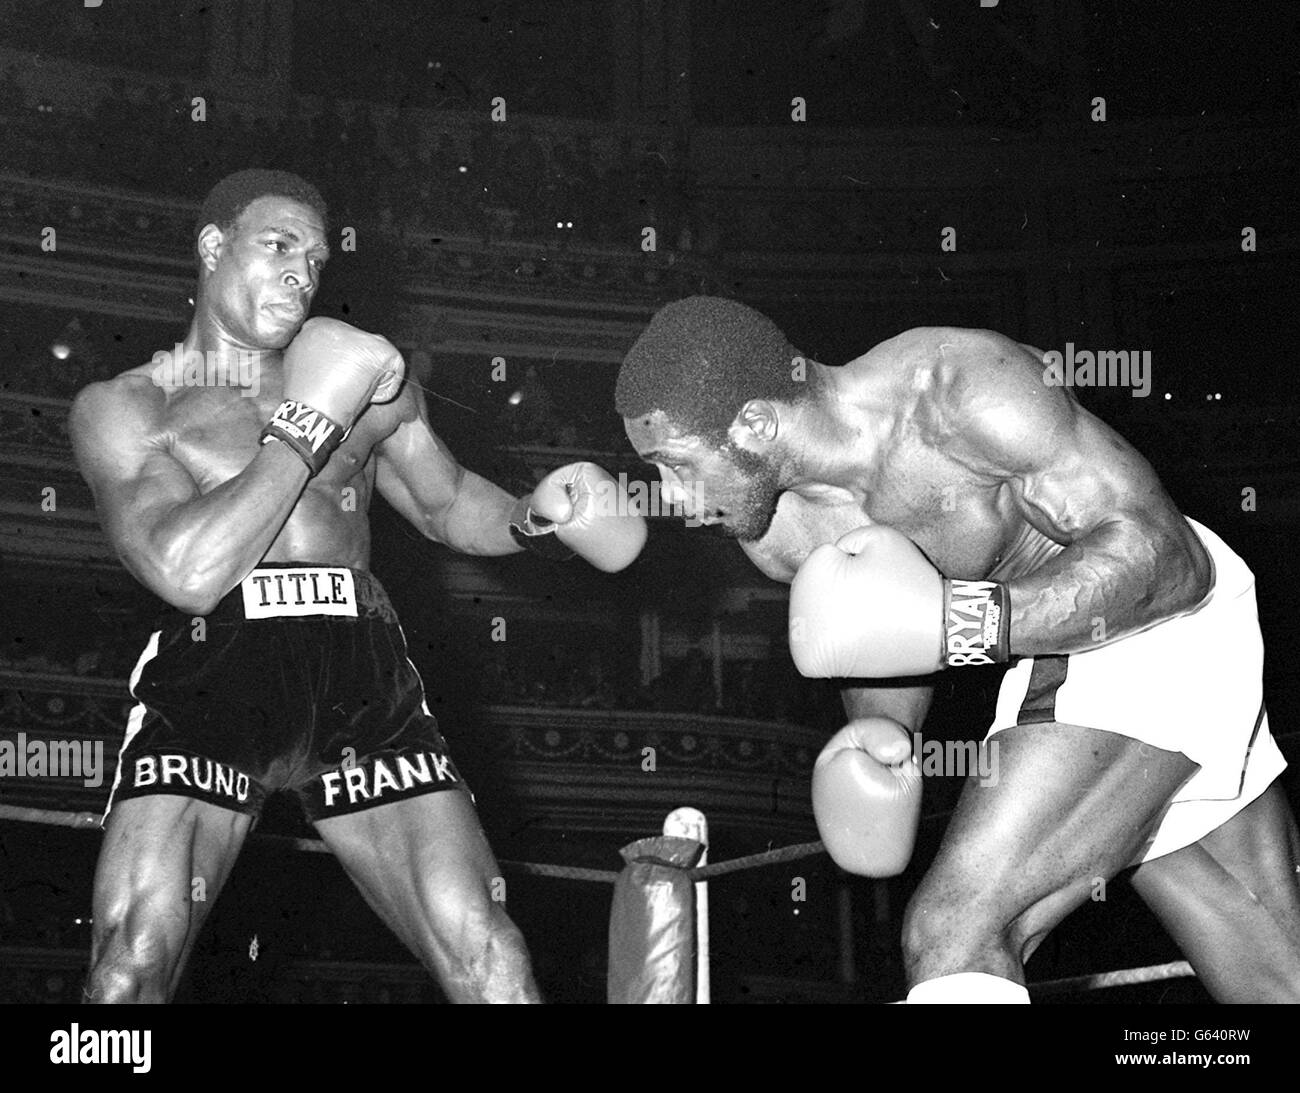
624, 323, 1300, 1003
69, 193, 540, 1004
625, 325, 1213, 659
70, 196, 523, 616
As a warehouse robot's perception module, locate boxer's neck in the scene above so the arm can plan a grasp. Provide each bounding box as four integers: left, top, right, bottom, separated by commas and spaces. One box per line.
178, 308, 283, 391
775, 363, 897, 495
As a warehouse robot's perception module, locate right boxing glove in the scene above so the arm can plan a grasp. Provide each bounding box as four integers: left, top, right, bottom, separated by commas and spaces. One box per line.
789, 524, 1011, 677
813, 717, 921, 877
261, 318, 406, 476
517, 462, 648, 573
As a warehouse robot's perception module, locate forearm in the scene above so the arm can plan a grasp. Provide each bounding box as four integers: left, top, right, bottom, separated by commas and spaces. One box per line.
1006, 520, 1210, 656
432, 470, 523, 556
841, 681, 934, 734
131, 441, 309, 612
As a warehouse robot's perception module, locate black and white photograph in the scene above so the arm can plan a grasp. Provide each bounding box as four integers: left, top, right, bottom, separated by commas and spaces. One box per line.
0, 0, 1297, 1059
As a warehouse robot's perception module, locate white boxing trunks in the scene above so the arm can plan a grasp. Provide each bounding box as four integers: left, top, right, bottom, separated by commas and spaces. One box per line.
987, 518, 1286, 864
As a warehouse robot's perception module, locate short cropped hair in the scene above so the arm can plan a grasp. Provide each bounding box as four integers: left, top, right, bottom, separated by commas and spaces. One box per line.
194, 168, 328, 245
616, 296, 810, 442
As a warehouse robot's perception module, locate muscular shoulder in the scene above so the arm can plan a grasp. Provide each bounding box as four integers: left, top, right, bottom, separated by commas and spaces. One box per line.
871, 328, 1076, 468
69, 368, 168, 448
838, 326, 1024, 399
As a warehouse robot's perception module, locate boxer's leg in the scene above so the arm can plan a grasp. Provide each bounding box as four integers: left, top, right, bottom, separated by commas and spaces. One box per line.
902, 721, 1196, 991
86, 795, 252, 1003
1130, 782, 1300, 1001
313, 791, 540, 1003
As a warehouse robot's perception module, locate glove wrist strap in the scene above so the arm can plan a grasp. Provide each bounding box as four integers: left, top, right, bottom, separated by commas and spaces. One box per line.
259, 399, 345, 478
508, 497, 577, 561
943, 579, 1010, 667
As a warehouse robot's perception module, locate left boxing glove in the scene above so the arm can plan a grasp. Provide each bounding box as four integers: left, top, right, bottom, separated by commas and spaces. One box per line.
813, 717, 921, 877
514, 462, 647, 573
788, 524, 1010, 678
262, 318, 406, 476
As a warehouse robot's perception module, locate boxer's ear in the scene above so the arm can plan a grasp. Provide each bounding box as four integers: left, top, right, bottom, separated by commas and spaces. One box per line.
196, 223, 223, 273
732, 399, 779, 445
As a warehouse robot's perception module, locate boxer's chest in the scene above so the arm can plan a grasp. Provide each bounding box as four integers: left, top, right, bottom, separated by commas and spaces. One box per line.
860, 444, 1023, 578
751, 451, 1047, 583
160, 386, 377, 500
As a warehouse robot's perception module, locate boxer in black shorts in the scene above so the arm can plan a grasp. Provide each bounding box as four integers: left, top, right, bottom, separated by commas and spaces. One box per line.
70, 169, 646, 1003
111, 566, 465, 822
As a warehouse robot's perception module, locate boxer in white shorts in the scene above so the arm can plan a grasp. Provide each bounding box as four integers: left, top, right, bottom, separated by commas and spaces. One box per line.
617, 296, 1300, 1003
989, 519, 1287, 865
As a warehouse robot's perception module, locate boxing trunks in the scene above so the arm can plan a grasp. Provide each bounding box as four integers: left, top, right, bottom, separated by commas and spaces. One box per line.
988, 518, 1286, 863
105, 564, 467, 823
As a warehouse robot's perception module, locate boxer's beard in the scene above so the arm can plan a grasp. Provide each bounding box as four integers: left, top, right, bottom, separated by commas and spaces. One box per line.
719, 447, 783, 542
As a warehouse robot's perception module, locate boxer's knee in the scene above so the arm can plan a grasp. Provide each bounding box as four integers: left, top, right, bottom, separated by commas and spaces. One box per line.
904, 863, 1089, 982
415, 880, 537, 1001
902, 874, 1015, 980
85, 919, 179, 1003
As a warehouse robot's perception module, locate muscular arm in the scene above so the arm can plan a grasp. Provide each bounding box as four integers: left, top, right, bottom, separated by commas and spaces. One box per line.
947, 334, 1212, 655
374, 386, 523, 556
69, 379, 310, 615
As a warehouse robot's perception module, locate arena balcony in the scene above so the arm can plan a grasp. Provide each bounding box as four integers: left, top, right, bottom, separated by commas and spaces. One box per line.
0, 662, 823, 851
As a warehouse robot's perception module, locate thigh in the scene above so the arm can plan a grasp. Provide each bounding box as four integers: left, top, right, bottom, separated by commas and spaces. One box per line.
923, 722, 1197, 957
91, 795, 252, 991
312, 789, 502, 948
1131, 783, 1300, 1001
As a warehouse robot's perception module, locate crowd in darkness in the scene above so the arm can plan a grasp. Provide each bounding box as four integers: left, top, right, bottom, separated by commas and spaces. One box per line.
0, 67, 701, 251
477, 641, 841, 728
0, 631, 135, 679
0, 625, 835, 727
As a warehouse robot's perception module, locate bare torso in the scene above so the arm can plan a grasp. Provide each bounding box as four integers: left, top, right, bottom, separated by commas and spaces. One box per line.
743, 328, 1070, 584
113, 358, 399, 569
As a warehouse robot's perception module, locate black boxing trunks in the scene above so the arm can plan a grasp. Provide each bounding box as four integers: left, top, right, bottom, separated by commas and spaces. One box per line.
105, 564, 467, 822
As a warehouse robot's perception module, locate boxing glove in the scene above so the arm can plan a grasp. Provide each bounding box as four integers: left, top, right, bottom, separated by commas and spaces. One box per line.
261, 318, 406, 475
788, 525, 1010, 678
813, 717, 921, 877
516, 462, 647, 573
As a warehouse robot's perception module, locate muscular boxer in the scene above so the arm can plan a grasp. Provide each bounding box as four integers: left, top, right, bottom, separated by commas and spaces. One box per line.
616, 295, 1300, 1003
70, 169, 644, 1003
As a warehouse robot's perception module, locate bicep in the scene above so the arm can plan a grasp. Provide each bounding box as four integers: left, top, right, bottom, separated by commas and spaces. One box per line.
373, 398, 464, 540
954, 338, 1179, 542
1012, 413, 1174, 543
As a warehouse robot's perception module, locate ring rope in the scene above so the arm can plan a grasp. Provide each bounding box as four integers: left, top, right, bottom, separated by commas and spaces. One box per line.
1030, 959, 1195, 996
0, 803, 826, 881
1, 803, 1201, 996
687, 839, 825, 880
